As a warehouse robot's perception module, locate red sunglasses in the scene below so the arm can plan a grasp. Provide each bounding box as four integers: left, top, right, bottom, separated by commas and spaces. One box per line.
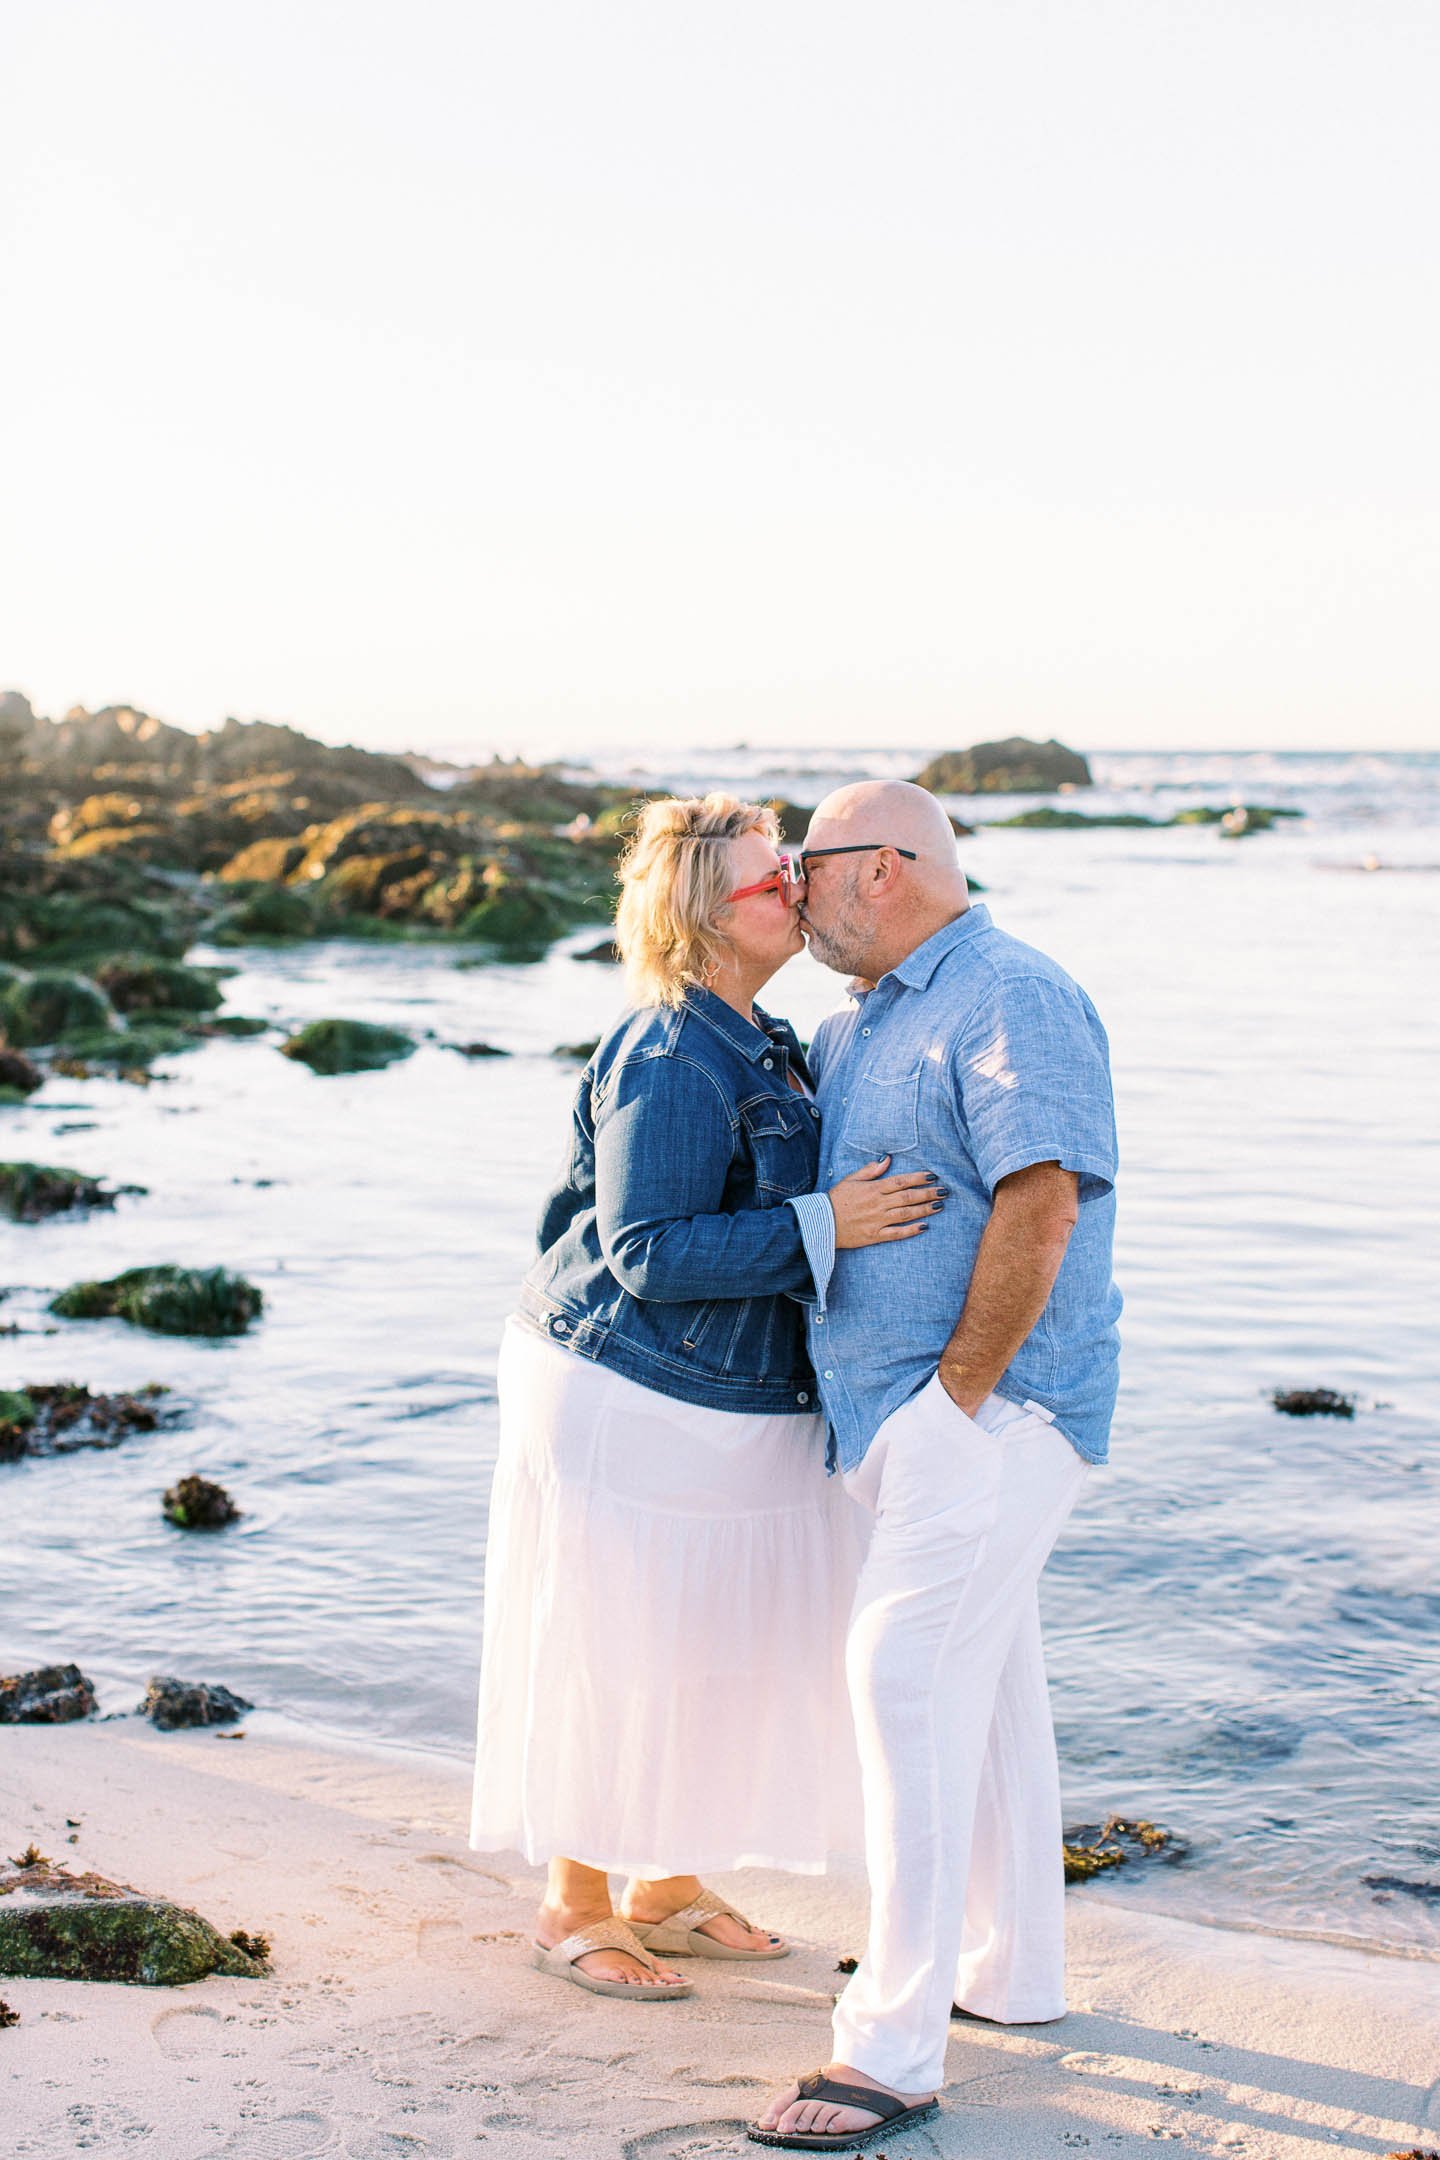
726, 856, 804, 904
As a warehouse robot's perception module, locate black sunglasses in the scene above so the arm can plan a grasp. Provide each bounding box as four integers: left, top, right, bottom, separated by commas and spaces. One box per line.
796, 843, 918, 874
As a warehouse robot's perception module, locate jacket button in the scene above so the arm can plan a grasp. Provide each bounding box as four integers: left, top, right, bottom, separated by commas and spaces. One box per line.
552, 1317, 569, 1335
797, 1391, 809, 1404
763, 1056, 774, 1069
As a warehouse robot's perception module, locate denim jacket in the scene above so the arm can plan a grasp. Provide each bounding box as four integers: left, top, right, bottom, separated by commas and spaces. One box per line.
514, 985, 823, 1414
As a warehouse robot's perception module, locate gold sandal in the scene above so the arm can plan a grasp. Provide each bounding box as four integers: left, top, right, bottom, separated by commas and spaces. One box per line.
629, 1889, 790, 1961
531, 1917, 693, 1998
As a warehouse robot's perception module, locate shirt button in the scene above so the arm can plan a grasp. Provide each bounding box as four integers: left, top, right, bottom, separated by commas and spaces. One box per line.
797, 1390, 809, 1404
552, 1317, 569, 1334
862, 1027, 871, 1036
823, 1369, 834, 1380
814, 1314, 825, 1325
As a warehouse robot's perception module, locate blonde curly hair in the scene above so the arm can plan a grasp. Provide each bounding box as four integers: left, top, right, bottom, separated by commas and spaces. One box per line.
614, 793, 781, 1009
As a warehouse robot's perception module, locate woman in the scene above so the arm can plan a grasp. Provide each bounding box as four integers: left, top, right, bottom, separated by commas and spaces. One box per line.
470, 793, 941, 1999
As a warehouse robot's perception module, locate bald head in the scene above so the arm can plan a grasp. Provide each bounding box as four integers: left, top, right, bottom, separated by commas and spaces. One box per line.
799, 780, 970, 981
805, 779, 961, 863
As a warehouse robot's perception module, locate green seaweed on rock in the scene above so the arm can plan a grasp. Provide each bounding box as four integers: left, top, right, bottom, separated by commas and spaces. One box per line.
55, 1021, 199, 1066
0, 1392, 36, 1460
0, 1162, 129, 1221
49, 1265, 263, 1336
456, 875, 570, 952
0, 1858, 270, 1985
90, 955, 225, 1015
280, 1019, 416, 1074
161, 1475, 242, 1529
0, 970, 113, 1046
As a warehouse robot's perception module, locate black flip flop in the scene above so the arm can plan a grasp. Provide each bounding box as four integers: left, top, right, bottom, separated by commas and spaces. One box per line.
747, 2069, 940, 2150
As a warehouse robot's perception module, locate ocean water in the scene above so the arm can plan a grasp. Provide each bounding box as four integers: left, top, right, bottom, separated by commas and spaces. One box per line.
2, 748, 1437, 1959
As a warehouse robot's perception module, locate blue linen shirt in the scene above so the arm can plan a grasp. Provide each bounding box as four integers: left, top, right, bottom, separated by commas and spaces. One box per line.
793, 904, 1122, 1473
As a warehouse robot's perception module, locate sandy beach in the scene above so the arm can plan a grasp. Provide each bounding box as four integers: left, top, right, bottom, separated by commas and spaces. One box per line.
4, 1719, 1436, 2160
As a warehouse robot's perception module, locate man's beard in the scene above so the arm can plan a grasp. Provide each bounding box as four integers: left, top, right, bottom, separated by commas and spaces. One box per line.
802, 896, 868, 977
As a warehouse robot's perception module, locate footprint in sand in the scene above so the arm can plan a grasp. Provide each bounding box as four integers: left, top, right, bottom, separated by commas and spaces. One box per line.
215, 2109, 342, 2159
151, 2006, 227, 2059
410, 1853, 509, 1896
621, 2126, 751, 2160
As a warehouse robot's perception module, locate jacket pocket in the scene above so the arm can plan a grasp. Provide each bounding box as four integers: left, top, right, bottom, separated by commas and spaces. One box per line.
681, 1299, 720, 1354
740, 1092, 817, 1199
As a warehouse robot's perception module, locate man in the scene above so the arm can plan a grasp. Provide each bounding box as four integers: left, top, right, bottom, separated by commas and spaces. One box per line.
751, 780, 1121, 2152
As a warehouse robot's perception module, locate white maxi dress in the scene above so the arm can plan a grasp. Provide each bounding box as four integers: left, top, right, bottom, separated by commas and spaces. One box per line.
469, 1315, 865, 1877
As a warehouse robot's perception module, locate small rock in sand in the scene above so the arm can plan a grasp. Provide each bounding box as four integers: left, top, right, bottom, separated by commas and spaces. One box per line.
140, 1677, 254, 1729
0, 1664, 98, 1724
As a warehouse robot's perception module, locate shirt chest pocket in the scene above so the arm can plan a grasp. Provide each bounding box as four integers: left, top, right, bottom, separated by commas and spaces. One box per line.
739, 1093, 818, 1200
841, 1064, 923, 1158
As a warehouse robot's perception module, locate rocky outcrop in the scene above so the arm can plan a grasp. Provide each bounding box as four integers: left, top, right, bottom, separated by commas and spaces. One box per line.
140, 1676, 253, 1727
985, 808, 1162, 829
0, 1664, 97, 1722
50, 1266, 264, 1336
0, 849, 206, 966
916, 737, 1093, 793
0, 1855, 270, 1984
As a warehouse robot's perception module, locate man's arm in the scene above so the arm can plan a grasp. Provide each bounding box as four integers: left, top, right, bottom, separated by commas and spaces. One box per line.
936, 1161, 1079, 1416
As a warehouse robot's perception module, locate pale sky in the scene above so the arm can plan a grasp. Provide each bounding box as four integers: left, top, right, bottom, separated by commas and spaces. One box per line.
4, 1, 1437, 759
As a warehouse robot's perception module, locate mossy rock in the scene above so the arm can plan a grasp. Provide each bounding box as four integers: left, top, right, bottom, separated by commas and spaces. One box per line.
162, 1474, 242, 1529
55, 1023, 198, 1067
0, 1860, 269, 1985
0, 1391, 36, 1462
49, 1265, 263, 1336
0, 870, 197, 966
456, 877, 569, 953
916, 737, 1093, 794
0, 1162, 127, 1221
91, 956, 224, 1015
1171, 803, 1302, 828
207, 885, 319, 942
0, 970, 113, 1046
0, 1382, 168, 1457
204, 1015, 269, 1037
280, 1019, 416, 1075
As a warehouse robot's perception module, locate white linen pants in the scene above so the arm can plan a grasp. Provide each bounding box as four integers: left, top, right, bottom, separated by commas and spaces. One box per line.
832, 1374, 1089, 2093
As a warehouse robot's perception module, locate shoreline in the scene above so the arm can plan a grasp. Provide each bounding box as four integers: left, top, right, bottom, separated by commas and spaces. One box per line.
7, 1654, 1436, 1975
4, 1721, 1438, 2160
